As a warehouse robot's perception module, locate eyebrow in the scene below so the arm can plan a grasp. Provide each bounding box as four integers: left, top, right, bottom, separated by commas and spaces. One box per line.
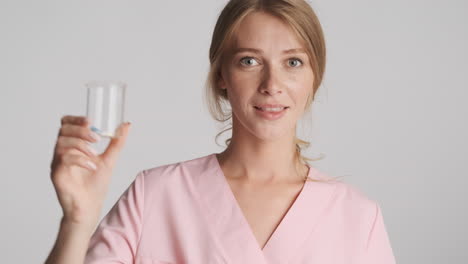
232, 47, 307, 55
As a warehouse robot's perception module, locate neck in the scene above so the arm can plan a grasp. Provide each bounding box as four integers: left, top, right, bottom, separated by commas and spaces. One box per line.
216, 125, 308, 184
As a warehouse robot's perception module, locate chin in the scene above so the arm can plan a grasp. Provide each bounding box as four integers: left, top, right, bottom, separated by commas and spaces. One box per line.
250, 125, 292, 141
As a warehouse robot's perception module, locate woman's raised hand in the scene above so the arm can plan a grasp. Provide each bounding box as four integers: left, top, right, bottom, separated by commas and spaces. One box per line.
49, 115, 131, 230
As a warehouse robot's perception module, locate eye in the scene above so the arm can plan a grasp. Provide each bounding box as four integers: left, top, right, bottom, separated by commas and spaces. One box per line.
240, 57, 259, 67
288, 58, 303, 67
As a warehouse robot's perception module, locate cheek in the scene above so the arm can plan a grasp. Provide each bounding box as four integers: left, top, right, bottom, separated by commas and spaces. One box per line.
294, 70, 314, 93
286, 73, 311, 92
285, 74, 313, 110
230, 69, 261, 87
226, 70, 260, 99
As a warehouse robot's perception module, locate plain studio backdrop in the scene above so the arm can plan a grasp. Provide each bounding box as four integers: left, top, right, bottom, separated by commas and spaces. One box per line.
1, 0, 467, 263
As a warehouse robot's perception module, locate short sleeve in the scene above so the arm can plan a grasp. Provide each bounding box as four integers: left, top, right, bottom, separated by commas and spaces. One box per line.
364, 202, 397, 264
84, 170, 145, 264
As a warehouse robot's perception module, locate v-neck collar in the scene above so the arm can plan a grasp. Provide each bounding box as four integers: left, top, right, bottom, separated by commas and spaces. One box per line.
195, 153, 338, 264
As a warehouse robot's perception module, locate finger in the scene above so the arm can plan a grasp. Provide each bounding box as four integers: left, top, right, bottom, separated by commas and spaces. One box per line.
102, 122, 131, 165
59, 124, 101, 143
61, 115, 88, 126
62, 153, 98, 172
52, 147, 98, 171
56, 136, 99, 159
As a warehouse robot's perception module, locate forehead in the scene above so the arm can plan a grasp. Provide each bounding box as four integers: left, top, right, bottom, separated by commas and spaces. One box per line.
231, 11, 304, 51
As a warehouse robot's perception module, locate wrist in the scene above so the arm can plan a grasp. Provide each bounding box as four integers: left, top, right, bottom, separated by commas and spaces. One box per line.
60, 216, 97, 238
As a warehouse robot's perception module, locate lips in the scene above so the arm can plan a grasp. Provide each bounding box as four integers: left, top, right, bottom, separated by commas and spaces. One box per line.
254, 106, 289, 111
254, 104, 289, 109
253, 105, 288, 120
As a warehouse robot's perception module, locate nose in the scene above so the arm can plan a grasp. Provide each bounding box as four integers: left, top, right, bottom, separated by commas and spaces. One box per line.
259, 65, 282, 95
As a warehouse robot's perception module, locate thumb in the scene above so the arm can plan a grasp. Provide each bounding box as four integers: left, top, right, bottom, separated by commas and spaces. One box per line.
102, 122, 131, 166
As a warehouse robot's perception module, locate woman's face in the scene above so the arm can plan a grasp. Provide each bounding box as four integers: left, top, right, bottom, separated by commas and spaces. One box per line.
219, 11, 314, 141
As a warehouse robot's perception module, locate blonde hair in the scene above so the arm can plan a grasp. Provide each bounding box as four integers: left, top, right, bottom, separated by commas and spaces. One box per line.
204, 0, 341, 182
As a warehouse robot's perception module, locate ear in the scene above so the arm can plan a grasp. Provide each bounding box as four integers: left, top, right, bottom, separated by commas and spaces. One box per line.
218, 72, 226, 90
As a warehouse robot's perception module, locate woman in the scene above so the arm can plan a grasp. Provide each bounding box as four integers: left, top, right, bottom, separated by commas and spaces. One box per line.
46, 0, 396, 263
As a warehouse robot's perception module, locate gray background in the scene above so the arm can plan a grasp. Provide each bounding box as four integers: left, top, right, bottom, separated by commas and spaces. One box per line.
1, 0, 467, 263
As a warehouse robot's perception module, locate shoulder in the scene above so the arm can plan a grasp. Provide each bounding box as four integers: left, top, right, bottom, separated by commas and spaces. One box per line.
136, 153, 214, 190
309, 167, 379, 223
333, 179, 375, 205
334, 181, 378, 214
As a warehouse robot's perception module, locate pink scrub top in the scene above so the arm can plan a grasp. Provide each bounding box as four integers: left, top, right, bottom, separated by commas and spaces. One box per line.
84, 153, 396, 264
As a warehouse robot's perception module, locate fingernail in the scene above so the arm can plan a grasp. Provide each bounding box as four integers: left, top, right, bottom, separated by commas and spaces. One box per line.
87, 144, 98, 156
86, 160, 97, 170
89, 132, 101, 141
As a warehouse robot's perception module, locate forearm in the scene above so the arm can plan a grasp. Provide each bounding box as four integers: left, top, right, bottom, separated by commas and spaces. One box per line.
45, 218, 95, 264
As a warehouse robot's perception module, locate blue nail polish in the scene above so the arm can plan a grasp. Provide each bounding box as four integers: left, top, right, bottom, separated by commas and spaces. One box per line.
90, 126, 102, 133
